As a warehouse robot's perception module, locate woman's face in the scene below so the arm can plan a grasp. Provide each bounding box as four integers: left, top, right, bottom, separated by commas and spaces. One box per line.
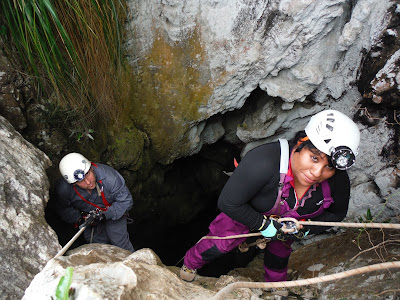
75, 167, 96, 190
291, 147, 335, 188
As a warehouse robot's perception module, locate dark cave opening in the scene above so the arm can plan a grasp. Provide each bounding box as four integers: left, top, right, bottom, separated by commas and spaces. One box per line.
45, 139, 262, 278
128, 139, 263, 277
45, 87, 272, 277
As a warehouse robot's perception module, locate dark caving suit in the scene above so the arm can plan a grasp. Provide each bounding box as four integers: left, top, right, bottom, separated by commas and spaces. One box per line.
54, 163, 135, 252
184, 140, 350, 281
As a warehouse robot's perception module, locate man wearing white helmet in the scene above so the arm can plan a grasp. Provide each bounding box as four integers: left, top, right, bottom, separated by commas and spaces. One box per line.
54, 153, 134, 252
180, 110, 360, 291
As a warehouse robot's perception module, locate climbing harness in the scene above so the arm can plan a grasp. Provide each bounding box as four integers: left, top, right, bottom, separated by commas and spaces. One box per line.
202, 139, 333, 253
208, 261, 400, 300
72, 163, 111, 211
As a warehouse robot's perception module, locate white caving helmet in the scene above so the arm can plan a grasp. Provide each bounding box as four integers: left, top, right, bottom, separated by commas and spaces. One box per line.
59, 153, 91, 184
305, 110, 360, 170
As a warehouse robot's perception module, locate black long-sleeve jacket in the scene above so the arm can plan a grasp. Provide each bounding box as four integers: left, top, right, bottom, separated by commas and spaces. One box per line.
218, 141, 350, 233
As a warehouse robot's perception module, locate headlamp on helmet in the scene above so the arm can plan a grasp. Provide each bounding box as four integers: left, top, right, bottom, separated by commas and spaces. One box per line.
73, 169, 86, 182
59, 153, 91, 184
329, 146, 356, 170
305, 110, 360, 170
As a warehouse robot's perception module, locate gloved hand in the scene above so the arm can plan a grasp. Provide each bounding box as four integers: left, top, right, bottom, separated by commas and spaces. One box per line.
85, 210, 107, 227
75, 215, 86, 228
259, 217, 309, 241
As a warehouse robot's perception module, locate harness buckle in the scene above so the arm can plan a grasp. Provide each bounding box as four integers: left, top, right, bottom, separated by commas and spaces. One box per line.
283, 221, 299, 234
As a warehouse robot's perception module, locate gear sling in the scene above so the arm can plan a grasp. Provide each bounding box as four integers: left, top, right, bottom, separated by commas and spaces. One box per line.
183, 139, 334, 282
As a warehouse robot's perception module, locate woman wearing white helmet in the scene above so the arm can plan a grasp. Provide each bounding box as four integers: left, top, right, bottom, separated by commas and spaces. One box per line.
180, 109, 360, 290
54, 152, 135, 252
305, 109, 360, 170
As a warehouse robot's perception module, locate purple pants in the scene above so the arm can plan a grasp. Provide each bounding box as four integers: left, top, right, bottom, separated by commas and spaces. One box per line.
183, 212, 292, 282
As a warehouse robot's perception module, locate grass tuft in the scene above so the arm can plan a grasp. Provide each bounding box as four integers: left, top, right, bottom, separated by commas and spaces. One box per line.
0, 0, 128, 130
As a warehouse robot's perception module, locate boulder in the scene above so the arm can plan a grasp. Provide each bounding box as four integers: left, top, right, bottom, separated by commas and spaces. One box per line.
0, 115, 60, 299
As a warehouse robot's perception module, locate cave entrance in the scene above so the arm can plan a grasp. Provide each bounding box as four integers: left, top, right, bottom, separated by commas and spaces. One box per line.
46, 88, 270, 277
130, 139, 263, 277
45, 139, 262, 278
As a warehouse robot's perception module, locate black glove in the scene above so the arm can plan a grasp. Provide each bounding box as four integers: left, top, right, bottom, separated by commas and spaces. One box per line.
75, 216, 86, 228
85, 211, 107, 227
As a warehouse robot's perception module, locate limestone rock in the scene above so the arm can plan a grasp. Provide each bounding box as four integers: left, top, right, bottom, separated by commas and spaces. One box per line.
288, 230, 400, 300
23, 246, 216, 300
23, 232, 400, 300
0, 115, 60, 299
125, 0, 393, 163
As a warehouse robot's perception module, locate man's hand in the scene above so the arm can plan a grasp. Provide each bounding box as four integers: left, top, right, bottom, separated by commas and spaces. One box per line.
85, 210, 107, 227
75, 216, 86, 228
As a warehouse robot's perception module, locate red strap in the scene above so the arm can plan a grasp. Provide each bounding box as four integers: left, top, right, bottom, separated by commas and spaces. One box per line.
73, 162, 111, 211
73, 186, 107, 211
98, 180, 111, 208
91, 163, 110, 208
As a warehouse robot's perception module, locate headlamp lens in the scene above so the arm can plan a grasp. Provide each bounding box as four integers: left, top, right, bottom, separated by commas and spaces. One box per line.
73, 169, 86, 181
330, 146, 356, 170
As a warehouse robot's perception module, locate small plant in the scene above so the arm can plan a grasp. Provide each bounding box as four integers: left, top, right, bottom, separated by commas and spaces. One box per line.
358, 208, 373, 223
55, 267, 74, 300
69, 128, 94, 141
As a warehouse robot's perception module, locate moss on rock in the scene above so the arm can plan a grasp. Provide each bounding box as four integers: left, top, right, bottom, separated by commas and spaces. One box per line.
106, 123, 150, 172
129, 26, 213, 164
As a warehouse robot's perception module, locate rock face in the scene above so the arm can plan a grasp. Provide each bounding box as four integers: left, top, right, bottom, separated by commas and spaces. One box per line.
23, 246, 215, 300
125, 0, 400, 222
22, 231, 400, 300
0, 116, 60, 299
1, 1, 400, 299
125, 0, 394, 162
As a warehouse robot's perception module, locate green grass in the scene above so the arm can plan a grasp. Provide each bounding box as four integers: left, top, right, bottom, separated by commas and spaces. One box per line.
0, 0, 127, 129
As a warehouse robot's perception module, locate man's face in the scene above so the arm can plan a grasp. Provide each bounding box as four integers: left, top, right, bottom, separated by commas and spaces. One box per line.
74, 168, 96, 190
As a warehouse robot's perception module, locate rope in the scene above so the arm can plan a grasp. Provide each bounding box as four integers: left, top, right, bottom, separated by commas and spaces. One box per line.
54, 226, 86, 258
90, 227, 94, 243
199, 218, 400, 241
200, 232, 262, 241
208, 261, 400, 300
175, 219, 400, 265
298, 219, 400, 229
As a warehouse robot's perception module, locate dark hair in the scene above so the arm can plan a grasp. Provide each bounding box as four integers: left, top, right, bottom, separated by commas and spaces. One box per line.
290, 130, 334, 168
